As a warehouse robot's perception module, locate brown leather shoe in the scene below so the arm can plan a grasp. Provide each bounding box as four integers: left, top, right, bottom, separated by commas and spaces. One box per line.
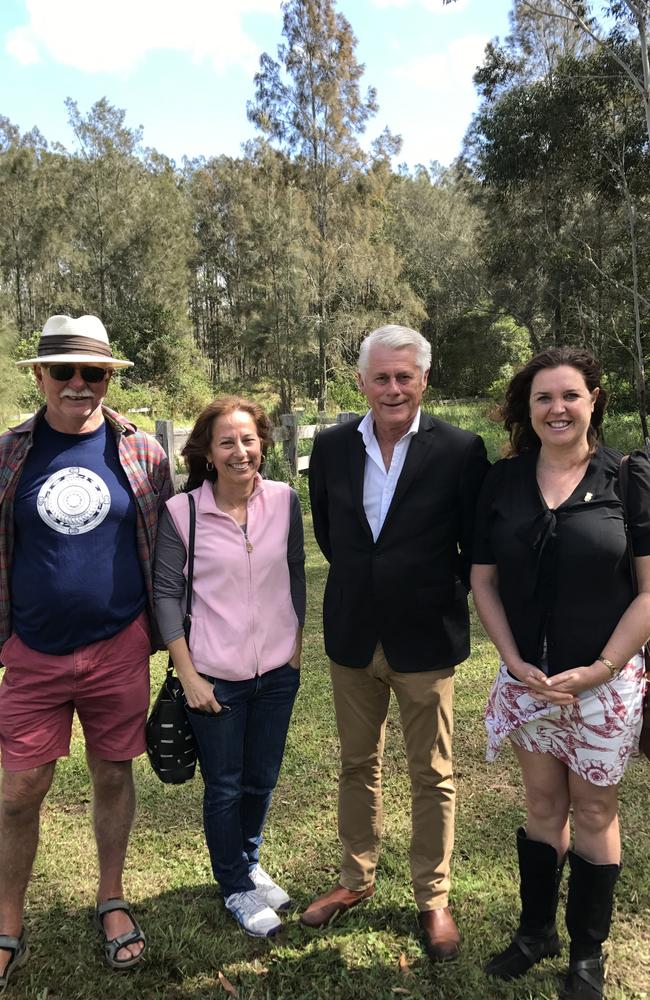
300, 883, 375, 929
418, 907, 460, 962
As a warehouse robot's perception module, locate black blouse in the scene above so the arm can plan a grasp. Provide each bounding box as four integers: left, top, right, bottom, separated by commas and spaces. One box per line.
473, 445, 650, 675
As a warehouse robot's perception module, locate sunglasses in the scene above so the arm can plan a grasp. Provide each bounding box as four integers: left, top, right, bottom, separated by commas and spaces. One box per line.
43, 364, 109, 384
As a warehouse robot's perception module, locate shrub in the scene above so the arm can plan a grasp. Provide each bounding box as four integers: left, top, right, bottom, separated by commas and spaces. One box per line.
11, 330, 43, 413
0, 320, 23, 425
440, 309, 529, 397
327, 367, 365, 414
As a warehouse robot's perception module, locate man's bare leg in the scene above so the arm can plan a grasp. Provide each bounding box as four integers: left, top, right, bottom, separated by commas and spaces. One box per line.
0, 763, 56, 976
86, 753, 144, 963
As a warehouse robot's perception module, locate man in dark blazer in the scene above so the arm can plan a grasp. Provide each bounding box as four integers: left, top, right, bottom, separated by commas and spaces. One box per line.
300, 325, 489, 961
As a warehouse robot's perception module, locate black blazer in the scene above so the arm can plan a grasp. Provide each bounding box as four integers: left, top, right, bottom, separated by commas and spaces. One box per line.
309, 413, 489, 672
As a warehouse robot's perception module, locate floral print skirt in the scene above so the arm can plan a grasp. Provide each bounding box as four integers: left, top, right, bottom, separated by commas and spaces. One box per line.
485, 655, 646, 786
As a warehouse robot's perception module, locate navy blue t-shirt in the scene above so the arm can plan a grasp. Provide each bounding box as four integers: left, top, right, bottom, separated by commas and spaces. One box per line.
11, 419, 146, 654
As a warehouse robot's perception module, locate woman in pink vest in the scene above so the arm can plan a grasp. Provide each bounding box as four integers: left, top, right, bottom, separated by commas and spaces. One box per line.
154, 396, 305, 938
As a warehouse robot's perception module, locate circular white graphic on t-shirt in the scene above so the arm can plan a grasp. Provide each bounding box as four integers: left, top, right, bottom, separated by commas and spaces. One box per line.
36, 467, 111, 535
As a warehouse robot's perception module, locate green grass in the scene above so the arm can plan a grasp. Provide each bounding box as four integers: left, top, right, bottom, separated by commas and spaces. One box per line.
6, 517, 650, 1000
430, 400, 506, 462
4, 399, 650, 998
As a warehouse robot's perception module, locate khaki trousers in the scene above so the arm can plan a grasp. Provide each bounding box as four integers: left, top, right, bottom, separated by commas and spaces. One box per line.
330, 644, 455, 911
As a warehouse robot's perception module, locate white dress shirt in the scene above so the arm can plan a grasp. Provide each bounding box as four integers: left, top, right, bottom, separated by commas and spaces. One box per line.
358, 408, 421, 542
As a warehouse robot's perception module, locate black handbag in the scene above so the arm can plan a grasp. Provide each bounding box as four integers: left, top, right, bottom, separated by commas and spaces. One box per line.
619, 450, 650, 761
146, 493, 198, 783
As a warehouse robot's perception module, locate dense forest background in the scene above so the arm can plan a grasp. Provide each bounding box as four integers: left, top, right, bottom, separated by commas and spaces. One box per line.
1, 0, 650, 433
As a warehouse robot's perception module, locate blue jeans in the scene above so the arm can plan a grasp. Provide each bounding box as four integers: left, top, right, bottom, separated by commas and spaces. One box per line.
185, 663, 300, 897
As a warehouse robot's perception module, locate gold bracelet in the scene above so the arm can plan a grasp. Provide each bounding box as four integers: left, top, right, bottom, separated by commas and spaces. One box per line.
597, 655, 619, 678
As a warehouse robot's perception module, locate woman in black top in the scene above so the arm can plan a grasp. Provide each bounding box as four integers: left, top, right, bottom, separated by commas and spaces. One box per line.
471, 347, 650, 1000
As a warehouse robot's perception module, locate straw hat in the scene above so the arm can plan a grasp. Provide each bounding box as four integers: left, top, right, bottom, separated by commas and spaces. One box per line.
16, 315, 133, 368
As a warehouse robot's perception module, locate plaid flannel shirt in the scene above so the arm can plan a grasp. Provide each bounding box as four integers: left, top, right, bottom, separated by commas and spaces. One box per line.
0, 405, 173, 656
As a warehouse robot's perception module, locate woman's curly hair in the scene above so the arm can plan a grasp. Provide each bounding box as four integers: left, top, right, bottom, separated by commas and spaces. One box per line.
501, 346, 607, 456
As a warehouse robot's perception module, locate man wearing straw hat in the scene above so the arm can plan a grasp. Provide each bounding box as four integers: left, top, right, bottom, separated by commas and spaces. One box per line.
0, 315, 172, 989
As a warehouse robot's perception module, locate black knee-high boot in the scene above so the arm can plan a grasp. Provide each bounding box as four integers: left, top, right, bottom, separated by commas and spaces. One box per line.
485, 826, 564, 979
486, 827, 565, 980
560, 850, 620, 1000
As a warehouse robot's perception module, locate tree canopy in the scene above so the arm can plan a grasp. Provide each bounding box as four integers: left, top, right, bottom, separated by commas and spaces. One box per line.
2, 0, 650, 432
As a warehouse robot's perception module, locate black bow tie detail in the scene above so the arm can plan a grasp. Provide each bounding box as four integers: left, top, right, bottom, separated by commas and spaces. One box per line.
515, 507, 558, 603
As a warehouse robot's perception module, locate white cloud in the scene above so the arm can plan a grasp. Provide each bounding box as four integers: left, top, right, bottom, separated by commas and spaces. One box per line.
370, 0, 470, 11
393, 33, 488, 91
390, 33, 488, 166
5, 24, 41, 65
5, 0, 279, 75
395, 102, 469, 167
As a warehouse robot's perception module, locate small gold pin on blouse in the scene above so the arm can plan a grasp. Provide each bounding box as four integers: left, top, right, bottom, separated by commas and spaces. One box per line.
584, 492, 593, 502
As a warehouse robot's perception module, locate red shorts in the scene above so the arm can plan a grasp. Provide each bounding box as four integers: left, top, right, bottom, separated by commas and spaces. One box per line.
0, 612, 151, 771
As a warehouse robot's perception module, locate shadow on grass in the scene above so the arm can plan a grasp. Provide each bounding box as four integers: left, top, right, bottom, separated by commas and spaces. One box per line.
11, 882, 573, 1000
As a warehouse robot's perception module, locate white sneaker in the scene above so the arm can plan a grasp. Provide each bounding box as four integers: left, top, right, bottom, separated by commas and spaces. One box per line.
250, 863, 291, 910
224, 889, 282, 937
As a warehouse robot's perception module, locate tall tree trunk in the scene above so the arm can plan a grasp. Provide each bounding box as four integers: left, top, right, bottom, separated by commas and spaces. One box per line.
624, 187, 649, 439
318, 319, 327, 410
14, 263, 24, 335
317, 250, 328, 409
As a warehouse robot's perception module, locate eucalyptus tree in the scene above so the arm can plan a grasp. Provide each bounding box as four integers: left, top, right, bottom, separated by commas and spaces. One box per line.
0, 318, 20, 424
65, 98, 198, 388
465, 61, 590, 347
186, 154, 231, 385
386, 164, 486, 384
516, 1, 650, 144
443, 0, 606, 364
187, 153, 268, 385
0, 119, 71, 334
466, 24, 650, 432
0, 120, 40, 333
244, 142, 315, 410
248, 0, 381, 406
65, 98, 146, 317
513, 0, 650, 433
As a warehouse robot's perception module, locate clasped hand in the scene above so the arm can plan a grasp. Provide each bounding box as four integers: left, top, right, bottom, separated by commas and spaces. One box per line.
509, 661, 601, 703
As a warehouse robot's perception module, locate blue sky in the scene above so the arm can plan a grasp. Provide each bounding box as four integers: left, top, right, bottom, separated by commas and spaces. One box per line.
1, 0, 513, 169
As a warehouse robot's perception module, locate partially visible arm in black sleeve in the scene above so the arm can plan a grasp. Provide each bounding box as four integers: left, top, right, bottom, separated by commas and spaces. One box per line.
627, 448, 650, 556
457, 433, 491, 589
308, 431, 332, 563
287, 490, 306, 626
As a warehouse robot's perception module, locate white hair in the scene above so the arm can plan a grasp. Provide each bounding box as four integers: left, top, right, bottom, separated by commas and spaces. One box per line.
358, 325, 431, 376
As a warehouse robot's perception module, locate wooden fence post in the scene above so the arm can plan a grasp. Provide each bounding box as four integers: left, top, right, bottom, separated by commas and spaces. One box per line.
155, 419, 174, 461
281, 412, 299, 475
156, 419, 175, 481
337, 411, 358, 423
